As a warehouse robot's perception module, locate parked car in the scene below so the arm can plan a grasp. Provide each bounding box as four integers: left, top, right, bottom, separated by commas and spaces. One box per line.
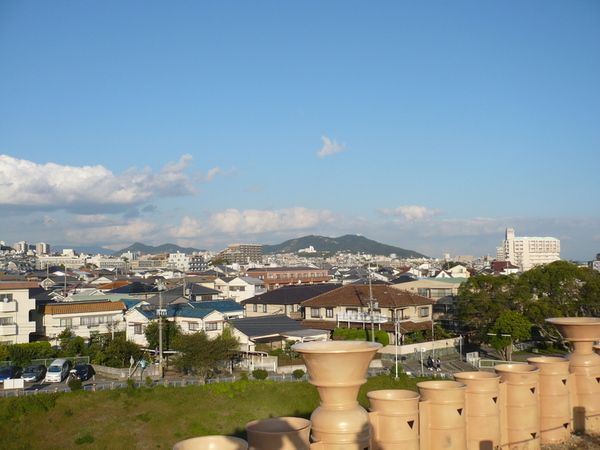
70, 364, 95, 381
44, 358, 72, 382
22, 364, 47, 383
0, 365, 23, 384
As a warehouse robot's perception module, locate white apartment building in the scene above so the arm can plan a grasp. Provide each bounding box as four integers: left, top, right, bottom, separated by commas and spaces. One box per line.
0, 281, 38, 344
36, 242, 51, 254
167, 252, 190, 271
500, 228, 560, 272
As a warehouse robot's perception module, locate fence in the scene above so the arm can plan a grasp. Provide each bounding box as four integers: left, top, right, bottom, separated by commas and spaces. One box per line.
0, 368, 392, 398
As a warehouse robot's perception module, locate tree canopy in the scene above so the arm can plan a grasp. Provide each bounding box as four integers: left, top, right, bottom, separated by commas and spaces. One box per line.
488, 310, 532, 360
171, 326, 239, 378
456, 261, 600, 342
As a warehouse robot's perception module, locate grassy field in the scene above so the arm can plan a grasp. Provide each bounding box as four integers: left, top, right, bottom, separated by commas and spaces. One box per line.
0, 375, 422, 449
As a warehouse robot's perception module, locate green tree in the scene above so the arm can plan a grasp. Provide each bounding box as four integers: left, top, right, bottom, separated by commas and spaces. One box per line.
104, 337, 143, 368
144, 318, 181, 350
488, 310, 532, 360
58, 329, 73, 351
171, 326, 239, 378
64, 336, 86, 357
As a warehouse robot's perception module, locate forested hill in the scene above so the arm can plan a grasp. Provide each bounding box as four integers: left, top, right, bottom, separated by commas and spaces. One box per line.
262, 235, 427, 258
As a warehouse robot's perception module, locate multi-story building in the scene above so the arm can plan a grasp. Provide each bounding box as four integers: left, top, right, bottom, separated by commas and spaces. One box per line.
589, 253, 600, 273
35, 242, 51, 255
216, 244, 263, 265
213, 276, 267, 303
0, 281, 40, 344
499, 228, 560, 272
167, 252, 190, 271
243, 266, 330, 290
300, 284, 435, 344
38, 254, 87, 270
38, 301, 127, 344
13, 241, 27, 253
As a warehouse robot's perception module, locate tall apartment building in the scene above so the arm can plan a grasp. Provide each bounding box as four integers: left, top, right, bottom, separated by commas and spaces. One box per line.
500, 228, 560, 272
216, 244, 263, 264
36, 242, 51, 255
14, 241, 27, 253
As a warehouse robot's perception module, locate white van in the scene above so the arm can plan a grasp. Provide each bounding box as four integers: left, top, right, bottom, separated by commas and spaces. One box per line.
44, 358, 71, 382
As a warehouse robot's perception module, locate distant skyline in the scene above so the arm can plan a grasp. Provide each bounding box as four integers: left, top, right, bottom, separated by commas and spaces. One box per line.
1, 1, 599, 261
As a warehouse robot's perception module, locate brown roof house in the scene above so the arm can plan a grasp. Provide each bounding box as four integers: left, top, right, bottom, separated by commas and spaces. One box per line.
39, 301, 127, 345
300, 284, 434, 344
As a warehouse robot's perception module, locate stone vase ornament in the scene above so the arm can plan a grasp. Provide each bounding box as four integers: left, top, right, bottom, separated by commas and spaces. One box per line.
172, 436, 248, 450
416, 380, 467, 450
527, 356, 571, 444
495, 364, 540, 450
245, 417, 311, 450
292, 340, 382, 449
453, 371, 502, 450
546, 317, 600, 432
367, 389, 420, 450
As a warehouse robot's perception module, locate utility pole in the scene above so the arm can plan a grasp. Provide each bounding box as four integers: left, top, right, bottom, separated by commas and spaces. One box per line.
158, 290, 165, 378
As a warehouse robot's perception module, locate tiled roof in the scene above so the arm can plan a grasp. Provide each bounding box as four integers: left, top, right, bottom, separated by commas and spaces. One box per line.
40, 301, 127, 315
300, 285, 434, 308
229, 315, 307, 338
241, 284, 339, 305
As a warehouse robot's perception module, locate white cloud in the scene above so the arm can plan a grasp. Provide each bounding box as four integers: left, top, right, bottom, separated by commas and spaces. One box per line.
195, 166, 238, 183
378, 205, 443, 221
65, 219, 158, 243
0, 154, 198, 213
317, 136, 345, 158
172, 207, 342, 238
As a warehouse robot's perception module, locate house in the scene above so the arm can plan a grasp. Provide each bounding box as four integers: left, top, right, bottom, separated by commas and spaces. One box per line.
214, 276, 267, 302
0, 281, 41, 344
143, 283, 221, 306
243, 267, 330, 290
392, 278, 466, 329
125, 300, 245, 346
38, 300, 127, 344
241, 284, 340, 319
229, 314, 328, 353
300, 284, 435, 344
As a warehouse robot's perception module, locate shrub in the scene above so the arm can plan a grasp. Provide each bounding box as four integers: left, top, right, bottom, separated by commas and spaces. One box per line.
68, 378, 83, 392
145, 376, 153, 388
292, 369, 305, 380
376, 330, 390, 346
252, 369, 268, 380
126, 379, 136, 389
240, 372, 249, 381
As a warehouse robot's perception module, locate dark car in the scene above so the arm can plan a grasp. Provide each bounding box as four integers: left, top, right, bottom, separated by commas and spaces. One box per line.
0, 365, 22, 383
22, 364, 47, 383
70, 364, 95, 381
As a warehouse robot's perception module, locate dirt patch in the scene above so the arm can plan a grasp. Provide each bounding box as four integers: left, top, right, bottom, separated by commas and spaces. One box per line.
542, 432, 600, 449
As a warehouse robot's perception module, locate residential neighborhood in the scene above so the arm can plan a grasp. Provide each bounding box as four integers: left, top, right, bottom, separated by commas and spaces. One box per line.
0, 232, 599, 380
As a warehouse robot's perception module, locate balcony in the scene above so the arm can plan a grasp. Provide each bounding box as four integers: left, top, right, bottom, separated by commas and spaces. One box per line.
337, 312, 388, 324
0, 324, 17, 336
0, 302, 16, 313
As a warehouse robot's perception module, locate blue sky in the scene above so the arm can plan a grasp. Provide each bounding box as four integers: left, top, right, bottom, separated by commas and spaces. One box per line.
1, 1, 599, 260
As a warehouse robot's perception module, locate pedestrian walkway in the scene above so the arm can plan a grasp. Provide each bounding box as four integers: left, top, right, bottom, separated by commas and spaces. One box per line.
394, 353, 477, 378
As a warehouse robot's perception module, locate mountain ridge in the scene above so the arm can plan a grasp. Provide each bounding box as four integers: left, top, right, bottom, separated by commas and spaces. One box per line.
262, 234, 427, 258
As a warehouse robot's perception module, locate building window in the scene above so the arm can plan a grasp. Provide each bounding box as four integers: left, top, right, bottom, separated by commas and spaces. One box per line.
0, 294, 13, 302
134, 324, 143, 335
419, 307, 430, 318
311, 307, 320, 318
253, 304, 257, 312
263, 304, 268, 313
205, 322, 218, 331
289, 305, 294, 313
0, 317, 14, 325
59, 318, 72, 328
188, 322, 199, 331
326, 308, 334, 318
